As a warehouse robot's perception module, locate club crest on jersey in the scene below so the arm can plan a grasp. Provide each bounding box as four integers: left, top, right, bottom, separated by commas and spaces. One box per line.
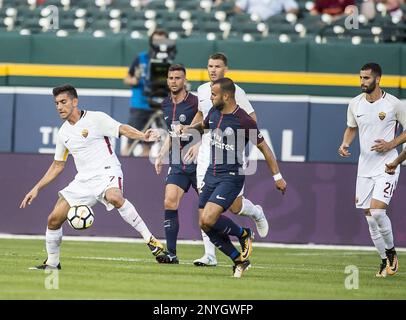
224, 127, 234, 136
378, 112, 386, 120
179, 114, 186, 123
81, 129, 89, 138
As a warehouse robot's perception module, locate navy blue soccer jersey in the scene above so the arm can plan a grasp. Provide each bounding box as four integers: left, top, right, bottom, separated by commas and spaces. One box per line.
203, 106, 264, 175
161, 92, 199, 173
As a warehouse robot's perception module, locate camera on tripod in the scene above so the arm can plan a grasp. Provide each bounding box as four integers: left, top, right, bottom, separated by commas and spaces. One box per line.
144, 38, 177, 109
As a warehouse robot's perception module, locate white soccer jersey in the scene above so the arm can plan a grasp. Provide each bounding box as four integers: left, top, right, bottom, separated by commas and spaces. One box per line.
54, 110, 122, 180
196, 82, 255, 187
347, 91, 406, 177
197, 82, 254, 119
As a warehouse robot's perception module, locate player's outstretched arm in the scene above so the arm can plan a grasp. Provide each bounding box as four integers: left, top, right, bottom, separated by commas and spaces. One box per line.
119, 124, 158, 142
20, 160, 66, 208
338, 127, 357, 157
257, 141, 287, 195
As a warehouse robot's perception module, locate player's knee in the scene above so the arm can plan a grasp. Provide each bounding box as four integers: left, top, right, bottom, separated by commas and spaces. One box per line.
47, 214, 63, 229
164, 196, 178, 210
199, 215, 214, 230
107, 193, 124, 208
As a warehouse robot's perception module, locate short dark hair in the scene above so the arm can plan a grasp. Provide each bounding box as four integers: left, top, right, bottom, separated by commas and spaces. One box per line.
209, 52, 228, 66
212, 77, 235, 97
150, 28, 168, 41
52, 84, 78, 99
168, 64, 186, 75
361, 63, 382, 77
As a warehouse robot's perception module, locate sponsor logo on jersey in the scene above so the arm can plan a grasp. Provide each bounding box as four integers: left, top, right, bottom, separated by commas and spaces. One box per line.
82, 129, 89, 138
378, 112, 386, 120
179, 114, 186, 123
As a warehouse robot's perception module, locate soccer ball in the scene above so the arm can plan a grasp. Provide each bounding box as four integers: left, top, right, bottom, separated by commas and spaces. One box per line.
67, 205, 94, 230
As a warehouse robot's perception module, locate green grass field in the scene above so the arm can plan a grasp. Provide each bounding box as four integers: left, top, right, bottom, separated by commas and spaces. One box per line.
0, 238, 404, 300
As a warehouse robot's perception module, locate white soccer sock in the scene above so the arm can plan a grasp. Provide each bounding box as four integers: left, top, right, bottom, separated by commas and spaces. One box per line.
238, 198, 260, 220
201, 229, 216, 258
365, 215, 387, 259
46, 227, 62, 267
118, 199, 152, 242
370, 209, 394, 250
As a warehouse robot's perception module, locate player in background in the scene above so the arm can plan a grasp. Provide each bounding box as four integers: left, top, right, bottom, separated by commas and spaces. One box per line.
180, 78, 286, 277
154, 64, 199, 264
338, 63, 405, 277
20, 84, 164, 270
184, 53, 269, 267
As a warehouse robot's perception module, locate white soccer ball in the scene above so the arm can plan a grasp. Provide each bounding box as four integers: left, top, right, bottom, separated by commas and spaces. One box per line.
67, 205, 94, 230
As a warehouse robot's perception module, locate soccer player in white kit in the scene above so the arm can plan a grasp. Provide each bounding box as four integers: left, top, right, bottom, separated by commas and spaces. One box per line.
20, 84, 164, 269
185, 53, 269, 267
338, 63, 405, 277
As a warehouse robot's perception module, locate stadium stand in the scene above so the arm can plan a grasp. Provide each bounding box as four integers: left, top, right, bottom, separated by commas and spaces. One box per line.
0, 0, 405, 43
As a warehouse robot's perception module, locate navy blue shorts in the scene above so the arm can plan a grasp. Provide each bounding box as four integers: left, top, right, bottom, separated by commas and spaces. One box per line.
198, 171, 244, 211
166, 166, 198, 193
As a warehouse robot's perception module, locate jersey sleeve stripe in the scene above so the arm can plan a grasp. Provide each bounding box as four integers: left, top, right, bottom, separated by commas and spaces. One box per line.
104, 136, 113, 155
62, 148, 69, 161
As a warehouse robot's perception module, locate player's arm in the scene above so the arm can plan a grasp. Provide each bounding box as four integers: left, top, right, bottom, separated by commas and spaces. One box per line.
371, 101, 406, 153
338, 127, 358, 157
119, 124, 157, 142
371, 130, 406, 153
339, 103, 358, 157
257, 141, 287, 194
20, 160, 66, 208
386, 148, 406, 174
155, 134, 171, 175
182, 111, 204, 163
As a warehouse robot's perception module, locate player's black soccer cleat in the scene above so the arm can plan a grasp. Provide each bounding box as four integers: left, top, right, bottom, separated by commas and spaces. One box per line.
376, 259, 387, 278
147, 236, 164, 257
386, 247, 399, 276
233, 259, 251, 278
29, 260, 61, 270
156, 251, 179, 264
239, 228, 254, 261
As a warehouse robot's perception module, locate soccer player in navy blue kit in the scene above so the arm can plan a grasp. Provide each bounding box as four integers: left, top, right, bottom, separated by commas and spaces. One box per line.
180, 78, 287, 277
154, 64, 199, 263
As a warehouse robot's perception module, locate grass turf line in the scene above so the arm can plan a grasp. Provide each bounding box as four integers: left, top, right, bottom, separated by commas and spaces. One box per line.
0, 239, 404, 299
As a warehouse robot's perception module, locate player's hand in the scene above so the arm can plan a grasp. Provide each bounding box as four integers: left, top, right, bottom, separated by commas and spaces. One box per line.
371, 139, 393, 153
144, 129, 159, 142
20, 188, 39, 208
338, 143, 351, 157
173, 124, 184, 136
183, 144, 200, 164
385, 162, 398, 175
275, 178, 287, 195
155, 156, 163, 175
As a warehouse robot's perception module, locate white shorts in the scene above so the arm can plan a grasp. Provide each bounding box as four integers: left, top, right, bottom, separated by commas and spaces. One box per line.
355, 172, 399, 209
59, 168, 124, 211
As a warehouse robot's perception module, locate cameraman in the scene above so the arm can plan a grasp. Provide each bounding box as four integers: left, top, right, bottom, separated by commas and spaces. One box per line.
123, 29, 169, 157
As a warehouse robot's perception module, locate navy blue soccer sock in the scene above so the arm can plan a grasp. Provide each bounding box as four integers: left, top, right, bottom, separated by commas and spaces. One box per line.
211, 215, 244, 238
164, 209, 179, 255
205, 229, 240, 261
